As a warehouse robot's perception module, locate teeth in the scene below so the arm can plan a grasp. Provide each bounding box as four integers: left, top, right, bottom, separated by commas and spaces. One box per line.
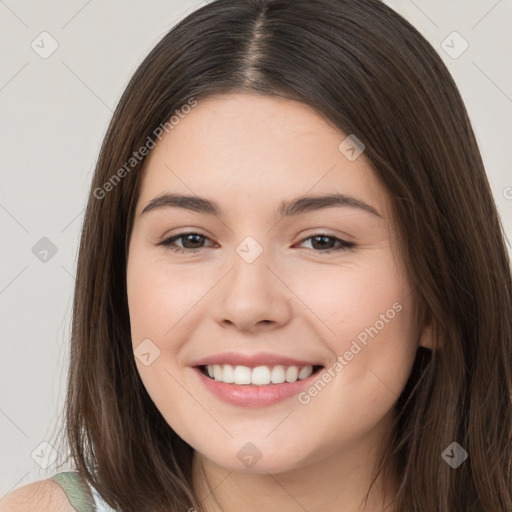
285, 366, 298, 382
222, 364, 235, 383
213, 364, 222, 381
298, 366, 313, 380
233, 365, 251, 384
252, 366, 271, 385
270, 365, 286, 384
204, 364, 315, 385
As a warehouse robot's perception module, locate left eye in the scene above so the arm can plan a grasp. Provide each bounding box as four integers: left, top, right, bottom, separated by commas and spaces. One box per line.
298, 234, 355, 253
158, 233, 214, 253
158, 232, 355, 254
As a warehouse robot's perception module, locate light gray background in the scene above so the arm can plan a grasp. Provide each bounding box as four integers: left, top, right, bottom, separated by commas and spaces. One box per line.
1, 0, 511, 497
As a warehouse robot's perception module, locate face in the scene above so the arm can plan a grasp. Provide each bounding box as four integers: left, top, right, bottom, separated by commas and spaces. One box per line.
126, 92, 430, 475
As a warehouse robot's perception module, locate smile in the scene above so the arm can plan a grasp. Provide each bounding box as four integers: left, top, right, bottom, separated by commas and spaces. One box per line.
200, 364, 323, 385
193, 363, 325, 407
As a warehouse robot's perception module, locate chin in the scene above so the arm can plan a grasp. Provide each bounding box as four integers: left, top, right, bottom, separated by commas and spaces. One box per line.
195, 441, 315, 475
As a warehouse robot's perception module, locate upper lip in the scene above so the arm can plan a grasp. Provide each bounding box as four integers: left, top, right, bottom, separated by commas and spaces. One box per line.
191, 351, 324, 368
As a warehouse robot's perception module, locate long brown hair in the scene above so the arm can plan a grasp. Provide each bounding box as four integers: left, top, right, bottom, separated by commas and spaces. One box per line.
50, 0, 512, 510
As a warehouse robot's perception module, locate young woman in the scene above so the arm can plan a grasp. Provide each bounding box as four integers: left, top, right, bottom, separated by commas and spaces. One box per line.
3, 0, 511, 511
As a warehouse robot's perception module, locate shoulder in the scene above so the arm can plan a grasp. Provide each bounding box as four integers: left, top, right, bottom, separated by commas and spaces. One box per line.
0, 478, 76, 512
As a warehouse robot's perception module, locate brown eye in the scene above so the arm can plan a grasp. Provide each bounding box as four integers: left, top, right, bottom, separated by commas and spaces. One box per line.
158, 232, 213, 253
157, 232, 355, 255
297, 234, 355, 253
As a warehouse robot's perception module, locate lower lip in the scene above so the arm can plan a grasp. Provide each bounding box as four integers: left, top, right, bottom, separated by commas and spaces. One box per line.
193, 367, 321, 407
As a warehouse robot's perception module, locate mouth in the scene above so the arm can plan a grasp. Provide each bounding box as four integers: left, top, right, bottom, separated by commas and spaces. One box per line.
197, 363, 324, 386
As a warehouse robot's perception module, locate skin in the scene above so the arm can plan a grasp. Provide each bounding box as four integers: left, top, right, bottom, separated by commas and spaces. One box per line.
126, 92, 433, 512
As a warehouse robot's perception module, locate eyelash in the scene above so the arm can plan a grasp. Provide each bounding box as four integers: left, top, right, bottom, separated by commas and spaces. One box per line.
157, 232, 355, 254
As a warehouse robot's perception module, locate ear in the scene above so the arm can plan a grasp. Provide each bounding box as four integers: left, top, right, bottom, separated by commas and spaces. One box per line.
417, 320, 435, 350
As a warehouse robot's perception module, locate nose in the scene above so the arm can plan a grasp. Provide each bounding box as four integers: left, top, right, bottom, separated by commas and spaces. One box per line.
211, 243, 293, 334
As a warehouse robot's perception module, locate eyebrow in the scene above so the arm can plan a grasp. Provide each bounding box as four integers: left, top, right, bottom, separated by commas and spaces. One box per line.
141, 192, 382, 219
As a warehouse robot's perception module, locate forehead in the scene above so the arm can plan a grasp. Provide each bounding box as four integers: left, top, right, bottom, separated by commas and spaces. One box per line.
136, 92, 391, 221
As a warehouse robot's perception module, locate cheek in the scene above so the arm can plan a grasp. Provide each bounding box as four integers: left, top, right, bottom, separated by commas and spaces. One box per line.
293, 252, 411, 342
126, 247, 202, 344
296, 252, 417, 392
126, 246, 214, 411
126, 247, 198, 415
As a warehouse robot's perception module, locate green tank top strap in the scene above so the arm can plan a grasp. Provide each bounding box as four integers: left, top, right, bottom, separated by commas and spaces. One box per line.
49, 471, 97, 512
